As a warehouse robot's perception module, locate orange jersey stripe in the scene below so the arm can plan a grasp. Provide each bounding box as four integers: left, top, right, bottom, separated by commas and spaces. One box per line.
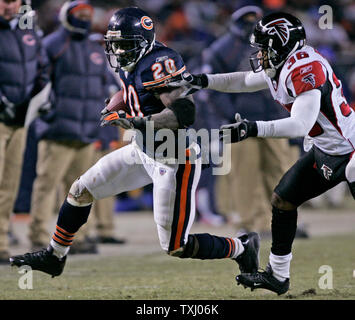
142, 66, 186, 87
228, 238, 235, 257
173, 161, 192, 250
52, 234, 72, 246
225, 238, 232, 258
56, 225, 75, 236
230, 238, 235, 257
55, 230, 74, 241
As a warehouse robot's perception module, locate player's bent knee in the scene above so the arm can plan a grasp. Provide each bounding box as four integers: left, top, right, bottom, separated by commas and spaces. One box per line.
271, 192, 297, 210
67, 178, 94, 207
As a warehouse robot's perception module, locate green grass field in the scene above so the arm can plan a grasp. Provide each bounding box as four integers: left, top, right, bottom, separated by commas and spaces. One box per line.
1, 233, 355, 300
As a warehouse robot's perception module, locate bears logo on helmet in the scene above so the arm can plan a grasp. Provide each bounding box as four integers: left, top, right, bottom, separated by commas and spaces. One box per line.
141, 16, 153, 30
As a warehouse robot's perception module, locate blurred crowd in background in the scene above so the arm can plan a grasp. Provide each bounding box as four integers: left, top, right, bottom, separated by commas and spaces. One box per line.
30, 0, 355, 102
31, 0, 355, 91
10, 0, 355, 232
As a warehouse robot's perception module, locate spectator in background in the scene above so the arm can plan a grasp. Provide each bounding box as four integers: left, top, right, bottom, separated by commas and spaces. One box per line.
194, 6, 298, 236
28, 1, 117, 253
186, 56, 227, 226
283, 0, 351, 59
0, 0, 49, 263
157, 0, 216, 63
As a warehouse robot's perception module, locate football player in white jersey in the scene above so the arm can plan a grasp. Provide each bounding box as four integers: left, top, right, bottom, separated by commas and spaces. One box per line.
172, 12, 355, 295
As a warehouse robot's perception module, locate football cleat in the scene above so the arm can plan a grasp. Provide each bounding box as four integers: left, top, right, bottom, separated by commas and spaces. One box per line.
234, 232, 260, 273
9, 245, 66, 278
236, 263, 290, 295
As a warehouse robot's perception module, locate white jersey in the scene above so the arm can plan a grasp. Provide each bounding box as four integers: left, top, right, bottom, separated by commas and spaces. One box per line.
264, 45, 355, 156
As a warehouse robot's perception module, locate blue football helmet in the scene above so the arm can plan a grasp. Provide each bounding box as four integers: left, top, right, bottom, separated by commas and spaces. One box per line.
104, 7, 156, 72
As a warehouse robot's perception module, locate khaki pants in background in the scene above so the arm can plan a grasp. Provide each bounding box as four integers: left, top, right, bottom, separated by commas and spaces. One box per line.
29, 140, 95, 245
217, 138, 293, 233
0, 123, 27, 253
90, 149, 116, 239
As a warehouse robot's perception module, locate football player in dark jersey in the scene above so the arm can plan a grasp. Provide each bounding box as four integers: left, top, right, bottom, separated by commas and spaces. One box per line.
10, 7, 260, 283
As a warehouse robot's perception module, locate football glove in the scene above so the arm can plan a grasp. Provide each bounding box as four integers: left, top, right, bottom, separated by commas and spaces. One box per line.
100, 110, 150, 130
219, 113, 258, 143
100, 98, 111, 117
167, 72, 208, 96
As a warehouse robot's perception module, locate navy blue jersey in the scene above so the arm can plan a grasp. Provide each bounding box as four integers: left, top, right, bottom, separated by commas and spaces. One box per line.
118, 41, 186, 117
118, 41, 191, 158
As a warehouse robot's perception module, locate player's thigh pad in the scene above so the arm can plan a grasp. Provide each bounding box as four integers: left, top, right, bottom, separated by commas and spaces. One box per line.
345, 153, 355, 198
274, 147, 346, 206
345, 153, 355, 183
80, 143, 152, 199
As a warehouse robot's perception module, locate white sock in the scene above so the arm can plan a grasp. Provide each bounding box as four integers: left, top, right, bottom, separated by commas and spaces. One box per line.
269, 252, 292, 281
230, 238, 245, 259
50, 239, 70, 259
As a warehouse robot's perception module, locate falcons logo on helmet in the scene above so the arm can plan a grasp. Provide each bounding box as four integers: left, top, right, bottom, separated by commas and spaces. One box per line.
264, 18, 293, 46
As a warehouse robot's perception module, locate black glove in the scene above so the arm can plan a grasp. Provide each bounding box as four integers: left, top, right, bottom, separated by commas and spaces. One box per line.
219, 113, 258, 143
167, 72, 208, 96
100, 110, 151, 130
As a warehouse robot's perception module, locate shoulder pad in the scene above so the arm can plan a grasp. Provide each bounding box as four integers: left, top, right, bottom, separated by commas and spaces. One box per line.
285, 61, 326, 97
139, 46, 186, 90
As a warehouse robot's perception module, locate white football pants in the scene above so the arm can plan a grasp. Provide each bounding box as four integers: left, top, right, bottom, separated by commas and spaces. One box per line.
80, 140, 201, 253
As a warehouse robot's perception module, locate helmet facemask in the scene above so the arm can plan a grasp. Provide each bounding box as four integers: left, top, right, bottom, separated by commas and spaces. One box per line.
249, 35, 278, 77
104, 32, 155, 72
249, 33, 304, 78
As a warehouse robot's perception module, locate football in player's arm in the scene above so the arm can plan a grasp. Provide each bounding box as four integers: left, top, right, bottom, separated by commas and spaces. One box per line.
170, 12, 355, 295
100, 86, 194, 131
10, 7, 261, 289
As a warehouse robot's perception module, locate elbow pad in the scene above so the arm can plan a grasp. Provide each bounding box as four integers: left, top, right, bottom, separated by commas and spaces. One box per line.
167, 98, 195, 128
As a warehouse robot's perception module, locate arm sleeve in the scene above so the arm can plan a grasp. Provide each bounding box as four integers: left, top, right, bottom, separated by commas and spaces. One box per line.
256, 89, 321, 138
206, 71, 268, 93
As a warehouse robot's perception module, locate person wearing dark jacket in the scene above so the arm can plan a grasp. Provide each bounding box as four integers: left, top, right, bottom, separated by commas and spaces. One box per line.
28, 1, 115, 253
0, 0, 49, 263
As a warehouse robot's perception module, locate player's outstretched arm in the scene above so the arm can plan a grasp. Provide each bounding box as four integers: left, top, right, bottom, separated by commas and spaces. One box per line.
206, 70, 268, 93
256, 89, 321, 138
168, 70, 268, 96
220, 89, 321, 143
